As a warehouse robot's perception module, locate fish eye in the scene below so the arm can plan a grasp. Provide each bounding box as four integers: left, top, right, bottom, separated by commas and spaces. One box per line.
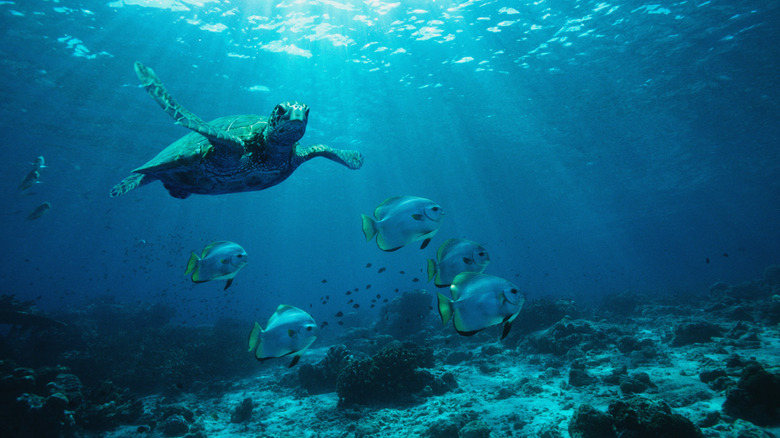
510, 288, 518, 294
306, 326, 313, 331
478, 252, 486, 257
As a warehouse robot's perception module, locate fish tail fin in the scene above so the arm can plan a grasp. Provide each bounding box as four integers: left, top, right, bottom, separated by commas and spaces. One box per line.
248, 322, 263, 355
185, 252, 200, 277
437, 292, 454, 326
361, 214, 377, 241
427, 259, 437, 282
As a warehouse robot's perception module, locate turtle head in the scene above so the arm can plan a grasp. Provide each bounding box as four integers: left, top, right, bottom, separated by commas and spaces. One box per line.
265, 101, 309, 145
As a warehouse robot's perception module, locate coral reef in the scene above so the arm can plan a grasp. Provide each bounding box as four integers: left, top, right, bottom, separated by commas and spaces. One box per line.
298, 344, 354, 394
569, 397, 703, 438
230, 398, 254, 423
336, 341, 453, 406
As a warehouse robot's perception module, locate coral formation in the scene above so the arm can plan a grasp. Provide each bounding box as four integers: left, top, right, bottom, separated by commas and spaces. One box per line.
336, 341, 452, 406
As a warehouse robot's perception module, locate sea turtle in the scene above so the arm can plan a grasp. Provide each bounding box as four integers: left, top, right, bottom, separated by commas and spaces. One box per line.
110, 62, 364, 199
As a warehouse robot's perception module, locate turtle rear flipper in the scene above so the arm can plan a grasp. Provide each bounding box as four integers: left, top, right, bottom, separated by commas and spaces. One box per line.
134, 62, 244, 160
110, 173, 154, 197
294, 144, 364, 169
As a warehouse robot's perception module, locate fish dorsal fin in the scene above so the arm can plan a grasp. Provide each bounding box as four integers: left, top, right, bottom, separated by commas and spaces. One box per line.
437, 238, 459, 260
373, 196, 406, 219
267, 304, 298, 326
201, 241, 231, 257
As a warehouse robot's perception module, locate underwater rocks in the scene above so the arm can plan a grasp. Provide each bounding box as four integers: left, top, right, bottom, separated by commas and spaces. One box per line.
336, 341, 455, 406
722, 361, 780, 426
0, 362, 77, 438
78, 379, 142, 430
230, 397, 254, 423
298, 344, 354, 394
569, 397, 704, 438
528, 319, 608, 357
670, 320, 724, 346
511, 297, 579, 334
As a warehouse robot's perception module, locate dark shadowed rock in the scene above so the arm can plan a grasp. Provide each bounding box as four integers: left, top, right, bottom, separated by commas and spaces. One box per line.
671, 321, 723, 346
568, 404, 616, 438
723, 361, 780, 426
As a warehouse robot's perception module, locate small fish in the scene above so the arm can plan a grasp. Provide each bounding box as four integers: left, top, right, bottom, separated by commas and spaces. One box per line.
248, 305, 317, 367
184, 241, 248, 290
361, 196, 444, 251
366, 263, 372, 268
378, 267, 386, 273
437, 272, 525, 340
335, 311, 343, 317
19, 170, 40, 191
33, 156, 46, 170
353, 304, 360, 309
427, 239, 490, 288
26, 202, 51, 221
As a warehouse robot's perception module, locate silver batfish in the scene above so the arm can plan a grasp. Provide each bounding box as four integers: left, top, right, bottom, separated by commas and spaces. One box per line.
361, 196, 444, 251
427, 238, 490, 288
437, 272, 524, 339
185, 241, 248, 290
248, 304, 318, 367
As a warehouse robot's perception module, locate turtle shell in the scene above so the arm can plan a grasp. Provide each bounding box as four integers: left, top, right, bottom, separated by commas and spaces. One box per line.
134, 114, 265, 175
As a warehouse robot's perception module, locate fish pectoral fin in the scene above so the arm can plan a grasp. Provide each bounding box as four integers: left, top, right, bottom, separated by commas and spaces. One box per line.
288, 354, 302, 368
411, 213, 424, 221
288, 329, 296, 338
224, 278, 234, 290
220, 258, 229, 264
420, 238, 432, 250
462, 257, 474, 265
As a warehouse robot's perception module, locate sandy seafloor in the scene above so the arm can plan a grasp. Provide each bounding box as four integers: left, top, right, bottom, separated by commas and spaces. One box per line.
95, 288, 780, 438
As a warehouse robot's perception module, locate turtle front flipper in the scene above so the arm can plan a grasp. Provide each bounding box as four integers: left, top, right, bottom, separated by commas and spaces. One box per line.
294, 144, 364, 170
110, 173, 155, 197
134, 62, 244, 159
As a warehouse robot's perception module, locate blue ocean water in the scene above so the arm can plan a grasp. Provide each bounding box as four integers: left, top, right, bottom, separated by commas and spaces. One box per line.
0, 0, 777, 328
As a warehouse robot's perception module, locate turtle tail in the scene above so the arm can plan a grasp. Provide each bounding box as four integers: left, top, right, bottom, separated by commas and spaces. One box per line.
110, 173, 153, 197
